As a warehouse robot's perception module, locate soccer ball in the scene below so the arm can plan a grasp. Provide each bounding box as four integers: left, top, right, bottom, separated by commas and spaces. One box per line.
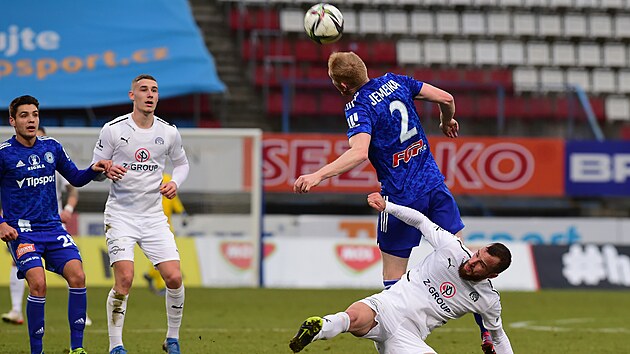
304, 3, 344, 44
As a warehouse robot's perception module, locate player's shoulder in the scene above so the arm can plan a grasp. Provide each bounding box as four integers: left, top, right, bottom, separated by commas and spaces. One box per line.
155, 115, 177, 130
0, 139, 12, 152
106, 114, 132, 128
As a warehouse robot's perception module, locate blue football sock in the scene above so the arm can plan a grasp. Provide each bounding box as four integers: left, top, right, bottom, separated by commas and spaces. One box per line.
383, 279, 398, 289
68, 287, 87, 349
27, 295, 45, 354
474, 312, 488, 336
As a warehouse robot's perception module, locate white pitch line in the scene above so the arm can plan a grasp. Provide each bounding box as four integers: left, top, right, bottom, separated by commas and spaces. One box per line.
510, 318, 630, 334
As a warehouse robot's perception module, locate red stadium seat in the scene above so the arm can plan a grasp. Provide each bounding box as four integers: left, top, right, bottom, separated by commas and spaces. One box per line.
371, 41, 397, 64
292, 93, 319, 116
294, 39, 321, 62
476, 95, 499, 119
320, 93, 346, 116
255, 9, 279, 30
267, 91, 284, 116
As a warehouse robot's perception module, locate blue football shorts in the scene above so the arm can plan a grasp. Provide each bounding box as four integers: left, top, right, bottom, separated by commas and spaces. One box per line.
377, 183, 465, 258
6, 225, 82, 279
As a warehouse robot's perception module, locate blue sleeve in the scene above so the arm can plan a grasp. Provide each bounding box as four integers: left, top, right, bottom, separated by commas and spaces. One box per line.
55, 143, 99, 187
391, 73, 424, 98
345, 99, 372, 139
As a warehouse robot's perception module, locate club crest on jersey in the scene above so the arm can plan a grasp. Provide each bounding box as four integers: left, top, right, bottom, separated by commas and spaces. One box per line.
469, 291, 480, 302
155, 137, 164, 145
27, 154, 45, 171
135, 148, 150, 162
44, 151, 54, 164
391, 139, 426, 167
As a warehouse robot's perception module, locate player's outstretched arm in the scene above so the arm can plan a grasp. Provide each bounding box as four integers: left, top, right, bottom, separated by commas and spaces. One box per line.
488, 327, 514, 354
104, 164, 127, 182
415, 83, 458, 138
91, 159, 112, 172
294, 133, 370, 194
367, 192, 456, 249
0, 222, 18, 242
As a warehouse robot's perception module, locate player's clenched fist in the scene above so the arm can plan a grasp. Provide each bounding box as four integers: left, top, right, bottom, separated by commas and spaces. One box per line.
0, 222, 18, 242
293, 173, 322, 194
367, 192, 386, 212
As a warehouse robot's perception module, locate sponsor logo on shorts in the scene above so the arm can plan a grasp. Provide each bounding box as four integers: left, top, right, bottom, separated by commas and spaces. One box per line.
440, 282, 456, 298
16, 243, 36, 259
110, 245, 125, 255
336, 244, 381, 272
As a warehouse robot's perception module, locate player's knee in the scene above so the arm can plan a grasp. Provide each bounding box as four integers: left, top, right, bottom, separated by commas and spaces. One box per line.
66, 271, 86, 288
28, 280, 47, 296
163, 273, 182, 289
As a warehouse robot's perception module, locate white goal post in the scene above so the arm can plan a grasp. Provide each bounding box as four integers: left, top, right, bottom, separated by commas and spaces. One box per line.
0, 126, 264, 287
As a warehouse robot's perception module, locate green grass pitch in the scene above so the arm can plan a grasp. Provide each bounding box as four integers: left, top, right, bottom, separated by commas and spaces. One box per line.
0, 287, 628, 353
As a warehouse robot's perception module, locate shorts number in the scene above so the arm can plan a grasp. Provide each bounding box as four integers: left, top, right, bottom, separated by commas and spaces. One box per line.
57, 234, 77, 248
389, 100, 417, 143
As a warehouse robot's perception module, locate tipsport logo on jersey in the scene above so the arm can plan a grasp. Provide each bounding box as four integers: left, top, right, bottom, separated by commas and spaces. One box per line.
16, 174, 55, 188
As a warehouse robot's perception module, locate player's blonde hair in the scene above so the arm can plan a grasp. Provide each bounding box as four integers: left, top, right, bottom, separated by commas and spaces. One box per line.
328, 52, 368, 90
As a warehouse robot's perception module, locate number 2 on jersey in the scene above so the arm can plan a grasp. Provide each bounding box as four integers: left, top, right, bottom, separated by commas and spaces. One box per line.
57, 234, 77, 248
390, 100, 417, 144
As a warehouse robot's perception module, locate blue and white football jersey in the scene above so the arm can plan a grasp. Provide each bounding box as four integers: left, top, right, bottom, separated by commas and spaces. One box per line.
0, 136, 97, 231
345, 73, 444, 205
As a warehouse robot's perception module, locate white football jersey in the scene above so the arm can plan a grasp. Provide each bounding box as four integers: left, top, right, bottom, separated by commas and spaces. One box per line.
385, 203, 504, 337
92, 114, 188, 217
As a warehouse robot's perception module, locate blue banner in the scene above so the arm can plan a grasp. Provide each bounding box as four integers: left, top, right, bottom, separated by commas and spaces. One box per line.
565, 141, 630, 196
0, 0, 225, 108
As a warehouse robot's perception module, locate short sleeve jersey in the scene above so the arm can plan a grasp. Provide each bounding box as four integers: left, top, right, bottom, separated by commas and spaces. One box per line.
93, 114, 188, 217
0, 136, 80, 230
345, 73, 444, 204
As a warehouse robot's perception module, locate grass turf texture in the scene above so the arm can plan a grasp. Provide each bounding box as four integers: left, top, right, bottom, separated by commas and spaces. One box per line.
0, 287, 628, 353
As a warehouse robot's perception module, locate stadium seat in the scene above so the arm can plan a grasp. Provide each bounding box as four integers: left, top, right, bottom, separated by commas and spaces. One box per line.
342, 11, 358, 33
539, 68, 565, 92
397, 40, 422, 65
410, 11, 434, 36
566, 68, 591, 92
475, 41, 500, 66
513, 13, 536, 37
291, 93, 318, 115
500, 41, 525, 66
526, 42, 550, 66
436, 12, 460, 36
589, 13, 613, 39
592, 69, 617, 94
577, 43, 602, 67
615, 15, 630, 39
449, 40, 474, 65
513, 67, 539, 91
424, 40, 448, 65
575, 0, 599, 9
384, 11, 409, 35
280, 9, 304, 32
476, 95, 499, 119
602, 43, 627, 68
549, 0, 574, 7
320, 93, 346, 116
488, 68, 513, 87
551, 42, 576, 67
563, 13, 588, 38
538, 15, 562, 37
618, 70, 630, 94
266, 91, 284, 115
605, 96, 630, 121
600, 0, 626, 10
487, 12, 511, 37
462, 13, 486, 36
359, 11, 384, 35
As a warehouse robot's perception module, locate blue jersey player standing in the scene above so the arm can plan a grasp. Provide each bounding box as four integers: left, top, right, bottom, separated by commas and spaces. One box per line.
0, 95, 113, 354
293, 52, 495, 354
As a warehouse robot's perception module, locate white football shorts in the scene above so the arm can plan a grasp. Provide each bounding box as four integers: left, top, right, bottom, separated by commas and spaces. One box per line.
359, 279, 437, 354
105, 213, 179, 266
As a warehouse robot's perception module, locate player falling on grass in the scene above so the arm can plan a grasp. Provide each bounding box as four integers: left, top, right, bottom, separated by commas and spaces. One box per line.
293, 52, 496, 353
0, 95, 113, 354
289, 192, 514, 354
1, 127, 93, 328
92, 74, 189, 354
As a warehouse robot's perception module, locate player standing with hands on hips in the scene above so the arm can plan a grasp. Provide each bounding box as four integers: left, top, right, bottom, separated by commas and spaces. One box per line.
293, 52, 496, 353
1, 95, 114, 354
92, 74, 189, 354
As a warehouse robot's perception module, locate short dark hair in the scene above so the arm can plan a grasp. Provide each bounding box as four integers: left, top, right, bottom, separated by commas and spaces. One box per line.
131, 74, 157, 88
487, 243, 512, 274
9, 95, 39, 118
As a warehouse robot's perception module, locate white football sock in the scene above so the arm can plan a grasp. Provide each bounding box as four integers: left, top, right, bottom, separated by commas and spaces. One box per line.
9, 265, 24, 313
165, 285, 185, 339
315, 312, 350, 341
107, 289, 128, 351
